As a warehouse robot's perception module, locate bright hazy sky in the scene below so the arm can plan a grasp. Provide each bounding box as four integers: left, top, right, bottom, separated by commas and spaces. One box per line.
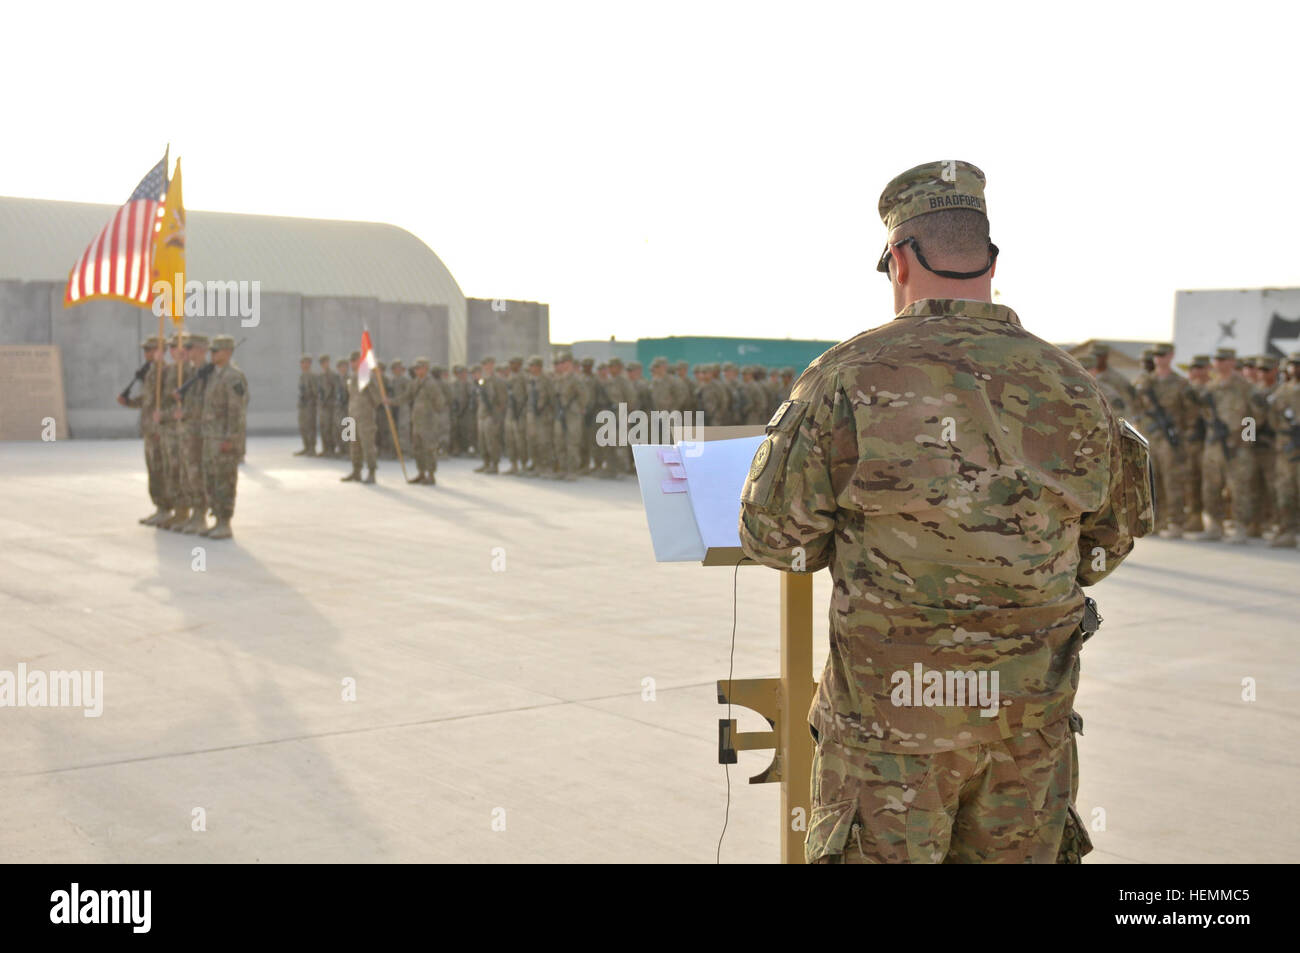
4, 1, 1297, 346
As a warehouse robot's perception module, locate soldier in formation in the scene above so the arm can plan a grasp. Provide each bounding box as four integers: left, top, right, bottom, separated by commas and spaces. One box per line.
295, 354, 318, 456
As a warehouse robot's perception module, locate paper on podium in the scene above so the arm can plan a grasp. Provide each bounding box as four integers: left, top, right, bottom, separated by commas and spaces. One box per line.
633, 434, 766, 564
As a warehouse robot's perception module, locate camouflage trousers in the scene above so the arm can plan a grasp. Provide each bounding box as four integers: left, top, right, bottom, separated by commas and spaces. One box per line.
413, 426, 439, 474
1252, 447, 1275, 529
806, 716, 1077, 864
455, 411, 475, 455
201, 438, 240, 520
503, 411, 521, 465
1150, 438, 1186, 530
298, 404, 317, 452
347, 418, 378, 471
1202, 443, 1257, 526
1184, 440, 1204, 525
331, 406, 346, 455
161, 424, 183, 507
318, 402, 337, 455
1276, 453, 1300, 534
553, 411, 584, 475
143, 430, 167, 507
180, 426, 206, 511
526, 412, 554, 472
478, 413, 503, 466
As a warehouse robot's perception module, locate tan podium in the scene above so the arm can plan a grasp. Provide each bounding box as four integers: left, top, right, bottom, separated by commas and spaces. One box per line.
632, 425, 816, 864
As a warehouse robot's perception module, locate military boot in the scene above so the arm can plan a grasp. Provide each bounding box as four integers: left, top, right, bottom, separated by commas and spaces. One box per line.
426, 472, 437, 486
487, 462, 499, 474
407, 471, 425, 484
158, 508, 186, 530
363, 468, 376, 485
206, 518, 233, 540
1184, 513, 1205, 533
293, 447, 311, 456
1228, 524, 1250, 545
1200, 518, 1224, 541
139, 506, 169, 526
181, 511, 209, 535
504, 462, 520, 475
1269, 531, 1297, 548
341, 467, 362, 482
473, 462, 489, 473
1158, 524, 1183, 540
167, 507, 191, 532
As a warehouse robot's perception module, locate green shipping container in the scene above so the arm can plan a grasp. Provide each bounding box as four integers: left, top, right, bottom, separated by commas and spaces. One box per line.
635, 336, 837, 376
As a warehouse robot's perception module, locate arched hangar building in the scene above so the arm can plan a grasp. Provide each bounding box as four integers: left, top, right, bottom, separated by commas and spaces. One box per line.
0, 196, 549, 438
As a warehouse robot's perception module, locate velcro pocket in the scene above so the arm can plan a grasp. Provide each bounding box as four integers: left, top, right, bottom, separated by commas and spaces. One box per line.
741, 400, 808, 510
804, 798, 859, 865
1117, 418, 1156, 537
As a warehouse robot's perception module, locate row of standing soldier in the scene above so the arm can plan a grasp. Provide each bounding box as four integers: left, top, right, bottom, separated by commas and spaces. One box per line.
1083, 343, 1300, 547
295, 352, 796, 482
119, 333, 248, 539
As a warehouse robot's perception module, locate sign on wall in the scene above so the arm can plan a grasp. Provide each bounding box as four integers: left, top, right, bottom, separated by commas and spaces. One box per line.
0, 345, 69, 440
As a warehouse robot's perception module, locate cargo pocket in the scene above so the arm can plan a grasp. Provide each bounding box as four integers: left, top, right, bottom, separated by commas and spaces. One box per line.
1118, 418, 1156, 537
1056, 803, 1094, 864
804, 798, 859, 865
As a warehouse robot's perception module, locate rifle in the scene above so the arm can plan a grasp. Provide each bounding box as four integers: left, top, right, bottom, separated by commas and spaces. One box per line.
176, 337, 246, 400
119, 360, 152, 401
1203, 391, 1233, 461
1143, 385, 1180, 448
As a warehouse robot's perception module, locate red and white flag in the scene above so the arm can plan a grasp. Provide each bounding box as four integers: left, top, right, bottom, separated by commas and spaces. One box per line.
358, 328, 378, 389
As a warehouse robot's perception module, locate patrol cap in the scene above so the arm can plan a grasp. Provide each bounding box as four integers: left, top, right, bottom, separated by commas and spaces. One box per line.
1152, 343, 1173, 356
185, 333, 210, 349
782, 366, 795, 376
350, 350, 361, 361
722, 361, 736, 371
1140, 347, 1155, 360
142, 336, 160, 348
651, 356, 668, 367
1287, 350, 1300, 364
375, 361, 386, 371
581, 356, 594, 367
554, 351, 573, 364
1214, 347, 1237, 360
1090, 343, 1110, 356
509, 355, 523, 365
167, 333, 182, 347
675, 360, 689, 369
528, 355, 543, 367
480, 355, 496, 364
300, 353, 313, 362
1257, 355, 1278, 371
391, 358, 404, 368
453, 364, 466, 373
210, 334, 235, 352
608, 357, 623, 368
878, 160, 988, 233
433, 365, 446, 374
1190, 354, 1210, 367
413, 357, 429, 367
627, 360, 642, 371
318, 353, 331, 363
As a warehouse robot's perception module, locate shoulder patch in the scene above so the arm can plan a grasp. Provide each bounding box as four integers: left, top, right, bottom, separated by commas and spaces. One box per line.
232, 379, 245, 397
749, 437, 772, 481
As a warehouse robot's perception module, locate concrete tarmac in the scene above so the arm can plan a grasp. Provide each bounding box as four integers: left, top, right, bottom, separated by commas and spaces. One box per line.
0, 437, 1295, 863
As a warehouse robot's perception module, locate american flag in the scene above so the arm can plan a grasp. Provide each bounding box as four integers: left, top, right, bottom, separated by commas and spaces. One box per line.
64, 155, 169, 307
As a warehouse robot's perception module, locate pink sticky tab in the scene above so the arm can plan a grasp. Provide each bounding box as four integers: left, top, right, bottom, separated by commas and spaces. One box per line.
667, 464, 686, 478
661, 479, 688, 494
658, 448, 681, 465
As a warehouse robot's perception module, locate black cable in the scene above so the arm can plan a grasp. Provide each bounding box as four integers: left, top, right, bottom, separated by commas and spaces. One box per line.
717, 556, 743, 863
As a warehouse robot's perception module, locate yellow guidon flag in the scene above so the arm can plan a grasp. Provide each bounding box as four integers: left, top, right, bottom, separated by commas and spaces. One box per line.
150, 158, 186, 325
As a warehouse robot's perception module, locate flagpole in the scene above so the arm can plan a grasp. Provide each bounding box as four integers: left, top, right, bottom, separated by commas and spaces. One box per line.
373, 365, 409, 481
154, 145, 171, 417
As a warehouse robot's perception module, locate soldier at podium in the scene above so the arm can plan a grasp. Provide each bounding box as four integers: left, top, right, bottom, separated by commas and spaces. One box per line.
739, 161, 1152, 864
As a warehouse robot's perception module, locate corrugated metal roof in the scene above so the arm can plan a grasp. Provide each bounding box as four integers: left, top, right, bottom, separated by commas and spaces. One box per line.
0, 195, 467, 361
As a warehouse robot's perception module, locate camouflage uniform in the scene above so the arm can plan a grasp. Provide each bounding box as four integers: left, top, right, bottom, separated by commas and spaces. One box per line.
475, 359, 507, 473
504, 358, 528, 473
158, 342, 186, 527
316, 358, 339, 457
200, 337, 247, 537
1200, 355, 1258, 541
1184, 357, 1210, 532
433, 367, 454, 455
296, 357, 318, 455
407, 359, 444, 483
525, 357, 556, 476
123, 341, 168, 522
1267, 356, 1300, 546
452, 367, 474, 456
1132, 353, 1198, 536
344, 355, 383, 480
552, 354, 584, 480
176, 334, 210, 533
332, 362, 350, 457
740, 161, 1152, 864
388, 362, 412, 461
